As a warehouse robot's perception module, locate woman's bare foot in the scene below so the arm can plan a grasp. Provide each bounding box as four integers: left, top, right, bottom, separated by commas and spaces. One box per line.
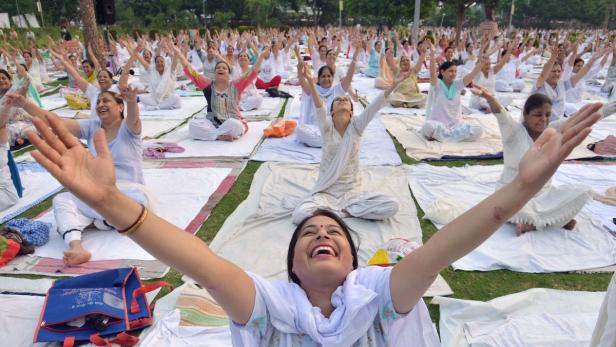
63, 241, 91, 266
217, 134, 235, 141
515, 223, 536, 236
563, 219, 577, 230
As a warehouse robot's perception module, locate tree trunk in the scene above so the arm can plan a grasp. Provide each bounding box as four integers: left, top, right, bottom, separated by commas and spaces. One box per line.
483, 0, 499, 21
79, 0, 105, 68
604, 1, 614, 30
455, 0, 466, 45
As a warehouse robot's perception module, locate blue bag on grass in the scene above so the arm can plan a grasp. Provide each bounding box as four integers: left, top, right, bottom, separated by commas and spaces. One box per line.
34, 267, 169, 347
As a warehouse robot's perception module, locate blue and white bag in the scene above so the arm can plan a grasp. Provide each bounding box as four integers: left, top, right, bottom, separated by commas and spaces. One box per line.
34, 267, 169, 347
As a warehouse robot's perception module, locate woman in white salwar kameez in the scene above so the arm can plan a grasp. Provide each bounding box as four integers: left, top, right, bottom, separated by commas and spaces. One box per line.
295, 42, 359, 148
26, 80, 603, 346
532, 46, 598, 121
469, 54, 512, 111
232, 51, 263, 112
421, 43, 485, 143
473, 85, 616, 235
129, 46, 182, 110
291, 57, 408, 225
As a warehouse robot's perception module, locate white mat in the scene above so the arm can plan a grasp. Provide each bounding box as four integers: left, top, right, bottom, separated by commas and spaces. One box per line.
151, 120, 270, 158
240, 96, 283, 119
0, 160, 62, 224
141, 118, 188, 139
251, 117, 401, 165
383, 114, 504, 160
33, 167, 231, 261
138, 97, 206, 119
52, 96, 205, 120
252, 96, 401, 165
433, 288, 606, 347
408, 163, 616, 272
40, 93, 67, 111
209, 162, 452, 297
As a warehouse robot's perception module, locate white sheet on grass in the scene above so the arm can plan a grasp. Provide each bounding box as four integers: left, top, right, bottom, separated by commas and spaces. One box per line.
33, 167, 231, 261
252, 96, 401, 165
382, 114, 503, 160
52, 96, 205, 120
0, 160, 62, 224
208, 162, 452, 296
141, 119, 188, 139
151, 120, 269, 158
408, 163, 616, 272
138, 97, 206, 119
433, 288, 606, 347
40, 94, 67, 111
241, 96, 283, 119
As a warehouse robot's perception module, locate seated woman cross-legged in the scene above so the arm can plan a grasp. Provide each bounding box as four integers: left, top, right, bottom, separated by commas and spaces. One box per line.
421, 43, 485, 143
5, 86, 150, 266
295, 40, 361, 148
25, 71, 602, 345
291, 56, 407, 224
472, 85, 615, 235
175, 45, 266, 141
375, 50, 427, 108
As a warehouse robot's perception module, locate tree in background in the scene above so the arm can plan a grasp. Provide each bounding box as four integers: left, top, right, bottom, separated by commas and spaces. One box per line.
78, 0, 105, 67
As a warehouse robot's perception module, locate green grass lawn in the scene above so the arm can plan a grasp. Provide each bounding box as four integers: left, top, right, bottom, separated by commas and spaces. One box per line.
2, 98, 611, 327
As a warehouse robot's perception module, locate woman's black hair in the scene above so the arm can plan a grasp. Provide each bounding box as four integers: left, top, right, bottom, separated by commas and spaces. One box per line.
0, 69, 11, 81
573, 58, 584, 66
81, 59, 93, 68
438, 61, 456, 80
318, 44, 328, 53
317, 65, 335, 84
287, 209, 359, 285
20, 64, 29, 72
215, 60, 232, 74
523, 93, 552, 116
97, 69, 113, 79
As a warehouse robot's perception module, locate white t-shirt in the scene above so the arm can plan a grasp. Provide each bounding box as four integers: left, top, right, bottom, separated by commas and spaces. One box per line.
230, 266, 439, 346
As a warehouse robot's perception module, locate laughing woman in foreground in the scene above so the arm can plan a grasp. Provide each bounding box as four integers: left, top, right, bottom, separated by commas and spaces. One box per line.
26, 100, 601, 343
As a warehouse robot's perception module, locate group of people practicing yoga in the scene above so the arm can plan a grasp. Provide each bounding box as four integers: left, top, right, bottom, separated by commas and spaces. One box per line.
0, 24, 615, 344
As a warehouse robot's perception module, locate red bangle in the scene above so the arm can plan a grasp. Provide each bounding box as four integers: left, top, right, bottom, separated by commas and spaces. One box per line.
117, 204, 146, 234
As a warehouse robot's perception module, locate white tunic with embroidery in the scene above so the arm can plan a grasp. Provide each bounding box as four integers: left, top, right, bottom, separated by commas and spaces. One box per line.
494, 110, 592, 229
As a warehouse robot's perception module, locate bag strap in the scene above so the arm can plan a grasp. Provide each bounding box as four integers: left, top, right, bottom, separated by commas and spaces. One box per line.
130, 281, 171, 314
90, 332, 139, 347
62, 336, 75, 347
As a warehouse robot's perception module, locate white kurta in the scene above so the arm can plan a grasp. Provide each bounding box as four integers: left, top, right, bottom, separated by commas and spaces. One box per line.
494, 110, 592, 230
292, 93, 399, 223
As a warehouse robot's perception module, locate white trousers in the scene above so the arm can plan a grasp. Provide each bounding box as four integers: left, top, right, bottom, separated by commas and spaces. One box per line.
53, 189, 148, 244
240, 95, 263, 111
495, 79, 526, 92
292, 192, 399, 224
296, 124, 323, 148
470, 94, 512, 110
140, 94, 182, 110
188, 118, 245, 141
421, 120, 483, 143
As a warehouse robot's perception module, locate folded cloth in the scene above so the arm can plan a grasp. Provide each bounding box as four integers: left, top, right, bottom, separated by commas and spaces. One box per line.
0, 235, 21, 266
0, 227, 34, 255
264, 119, 297, 138
5, 218, 51, 246
143, 142, 186, 159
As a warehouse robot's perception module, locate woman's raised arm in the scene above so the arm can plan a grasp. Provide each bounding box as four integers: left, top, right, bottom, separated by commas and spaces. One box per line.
26, 116, 256, 325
